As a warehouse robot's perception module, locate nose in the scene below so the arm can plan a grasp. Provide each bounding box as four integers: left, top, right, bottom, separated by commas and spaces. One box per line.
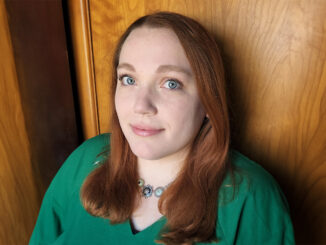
133, 87, 158, 116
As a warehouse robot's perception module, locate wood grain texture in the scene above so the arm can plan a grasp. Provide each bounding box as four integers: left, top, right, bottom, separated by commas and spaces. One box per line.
68, 0, 99, 139
0, 1, 39, 244
6, 0, 80, 197
86, 0, 326, 243
3, 0, 80, 243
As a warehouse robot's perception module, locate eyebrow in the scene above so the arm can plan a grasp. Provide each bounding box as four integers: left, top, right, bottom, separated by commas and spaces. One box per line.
117, 63, 192, 76
117, 63, 135, 72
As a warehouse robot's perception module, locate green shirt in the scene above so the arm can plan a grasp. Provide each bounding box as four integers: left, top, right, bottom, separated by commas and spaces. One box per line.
29, 133, 295, 245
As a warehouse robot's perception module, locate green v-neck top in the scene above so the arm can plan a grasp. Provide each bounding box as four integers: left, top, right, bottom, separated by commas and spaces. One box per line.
29, 133, 295, 245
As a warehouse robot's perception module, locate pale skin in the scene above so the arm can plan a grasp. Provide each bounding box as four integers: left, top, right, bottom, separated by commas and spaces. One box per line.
115, 26, 206, 231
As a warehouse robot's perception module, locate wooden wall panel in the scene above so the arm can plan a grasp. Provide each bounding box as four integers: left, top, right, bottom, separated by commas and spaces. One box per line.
5, 0, 80, 195
2, 0, 80, 243
76, 0, 326, 243
0, 1, 39, 244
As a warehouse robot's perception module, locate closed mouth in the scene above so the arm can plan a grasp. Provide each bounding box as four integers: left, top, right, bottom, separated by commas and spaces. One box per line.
130, 124, 164, 136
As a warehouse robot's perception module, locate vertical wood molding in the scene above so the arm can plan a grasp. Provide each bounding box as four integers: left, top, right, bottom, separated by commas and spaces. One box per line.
68, 0, 99, 139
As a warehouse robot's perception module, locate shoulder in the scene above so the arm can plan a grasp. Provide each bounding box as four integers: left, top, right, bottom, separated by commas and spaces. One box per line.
47, 133, 111, 199
78, 133, 111, 156
229, 149, 282, 194
66, 132, 110, 177
216, 149, 294, 244
60, 133, 110, 171
219, 149, 289, 209
66, 133, 110, 166
29, 134, 112, 244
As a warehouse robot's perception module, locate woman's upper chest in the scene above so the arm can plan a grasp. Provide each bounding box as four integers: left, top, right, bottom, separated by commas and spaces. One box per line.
131, 197, 164, 231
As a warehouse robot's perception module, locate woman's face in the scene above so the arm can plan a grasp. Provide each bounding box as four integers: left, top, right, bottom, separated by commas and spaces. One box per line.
115, 26, 206, 161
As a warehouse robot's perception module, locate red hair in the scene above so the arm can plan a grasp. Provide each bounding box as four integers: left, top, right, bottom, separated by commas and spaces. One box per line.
81, 12, 233, 244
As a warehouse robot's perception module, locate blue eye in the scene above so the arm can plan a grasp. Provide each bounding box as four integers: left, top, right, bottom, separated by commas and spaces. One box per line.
163, 79, 181, 90
119, 75, 135, 85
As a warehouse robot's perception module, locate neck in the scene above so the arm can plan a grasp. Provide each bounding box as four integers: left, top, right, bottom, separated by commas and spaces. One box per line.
137, 145, 190, 186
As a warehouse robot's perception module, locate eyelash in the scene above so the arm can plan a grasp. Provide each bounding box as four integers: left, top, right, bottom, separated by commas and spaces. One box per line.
118, 74, 183, 90
118, 74, 135, 86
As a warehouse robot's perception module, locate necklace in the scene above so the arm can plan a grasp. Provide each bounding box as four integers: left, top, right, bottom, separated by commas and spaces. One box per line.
138, 178, 171, 198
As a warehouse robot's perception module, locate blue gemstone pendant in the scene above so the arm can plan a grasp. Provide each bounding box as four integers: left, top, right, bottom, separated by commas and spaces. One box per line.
154, 187, 164, 197
142, 185, 153, 198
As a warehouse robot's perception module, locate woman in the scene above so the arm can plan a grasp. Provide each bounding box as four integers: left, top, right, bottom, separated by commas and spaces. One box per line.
30, 12, 295, 245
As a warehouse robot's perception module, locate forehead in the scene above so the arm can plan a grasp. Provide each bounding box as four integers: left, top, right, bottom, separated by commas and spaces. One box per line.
118, 26, 191, 69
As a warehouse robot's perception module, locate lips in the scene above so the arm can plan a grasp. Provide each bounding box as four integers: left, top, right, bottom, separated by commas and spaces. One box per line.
130, 124, 164, 137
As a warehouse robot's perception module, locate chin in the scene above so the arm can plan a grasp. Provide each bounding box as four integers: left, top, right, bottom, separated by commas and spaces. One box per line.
129, 144, 168, 160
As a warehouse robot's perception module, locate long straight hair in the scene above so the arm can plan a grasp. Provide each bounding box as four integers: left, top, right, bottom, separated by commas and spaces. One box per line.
81, 12, 232, 244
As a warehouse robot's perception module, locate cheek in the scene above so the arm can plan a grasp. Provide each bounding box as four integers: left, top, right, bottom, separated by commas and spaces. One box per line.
115, 89, 131, 117
163, 96, 205, 128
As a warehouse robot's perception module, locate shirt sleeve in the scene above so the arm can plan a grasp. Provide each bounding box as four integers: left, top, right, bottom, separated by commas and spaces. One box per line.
28, 187, 64, 244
